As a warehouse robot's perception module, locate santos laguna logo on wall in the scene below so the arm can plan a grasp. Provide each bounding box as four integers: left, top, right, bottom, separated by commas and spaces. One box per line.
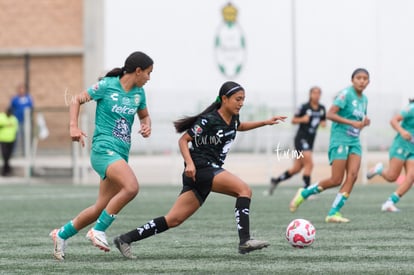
214, 2, 246, 78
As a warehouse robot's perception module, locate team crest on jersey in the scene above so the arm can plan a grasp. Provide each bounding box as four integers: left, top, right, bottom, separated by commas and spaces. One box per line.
113, 117, 131, 143
192, 124, 203, 135
134, 94, 140, 105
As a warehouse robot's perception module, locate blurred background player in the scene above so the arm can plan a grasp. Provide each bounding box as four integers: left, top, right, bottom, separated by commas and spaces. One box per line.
367, 98, 414, 212
0, 107, 18, 176
113, 81, 286, 258
289, 68, 370, 223
49, 51, 153, 260
266, 86, 326, 195
10, 84, 33, 156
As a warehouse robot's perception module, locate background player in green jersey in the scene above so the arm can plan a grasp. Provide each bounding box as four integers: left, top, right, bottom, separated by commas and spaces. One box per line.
50, 51, 153, 260
113, 81, 286, 258
266, 86, 326, 195
367, 99, 414, 212
289, 68, 370, 223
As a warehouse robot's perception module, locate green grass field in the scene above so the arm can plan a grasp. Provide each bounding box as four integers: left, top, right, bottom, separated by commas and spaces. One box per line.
0, 183, 413, 274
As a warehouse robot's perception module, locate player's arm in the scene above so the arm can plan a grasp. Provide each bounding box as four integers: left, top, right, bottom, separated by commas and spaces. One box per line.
237, 116, 287, 132
327, 105, 369, 130
390, 114, 411, 140
137, 108, 151, 138
291, 115, 309, 124
178, 133, 196, 181
69, 90, 91, 147
291, 105, 308, 125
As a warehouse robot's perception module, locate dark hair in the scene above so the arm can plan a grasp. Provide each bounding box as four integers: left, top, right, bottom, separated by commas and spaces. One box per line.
351, 68, 369, 79
105, 51, 153, 78
409, 98, 414, 103
174, 81, 244, 133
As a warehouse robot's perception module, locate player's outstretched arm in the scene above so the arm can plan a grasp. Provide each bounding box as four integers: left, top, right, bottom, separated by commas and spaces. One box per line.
237, 116, 287, 132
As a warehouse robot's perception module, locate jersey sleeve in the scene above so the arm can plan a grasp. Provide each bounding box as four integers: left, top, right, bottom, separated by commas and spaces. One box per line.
294, 104, 306, 117
87, 78, 108, 101
186, 116, 209, 139
401, 104, 414, 119
333, 90, 348, 109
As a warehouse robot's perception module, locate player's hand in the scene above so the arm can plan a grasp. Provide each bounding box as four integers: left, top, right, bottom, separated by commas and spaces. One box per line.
140, 124, 151, 138
363, 117, 371, 127
70, 126, 87, 147
267, 116, 288, 125
184, 162, 196, 182
401, 130, 412, 141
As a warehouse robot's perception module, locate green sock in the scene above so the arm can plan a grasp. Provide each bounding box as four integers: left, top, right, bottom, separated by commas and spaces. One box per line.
93, 209, 116, 232
301, 183, 323, 199
389, 192, 400, 204
328, 192, 349, 216
58, 221, 78, 240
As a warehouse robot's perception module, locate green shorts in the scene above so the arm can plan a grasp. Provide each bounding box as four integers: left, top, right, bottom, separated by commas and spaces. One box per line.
90, 148, 128, 179
389, 140, 414, 161
328, 144, 362, 165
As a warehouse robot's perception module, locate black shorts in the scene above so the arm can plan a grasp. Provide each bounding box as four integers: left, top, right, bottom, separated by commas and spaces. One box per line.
180, 167, 224, 206
294, 137, 314, 151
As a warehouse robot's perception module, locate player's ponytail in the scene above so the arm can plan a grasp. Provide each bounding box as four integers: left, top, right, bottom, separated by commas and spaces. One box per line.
409, 98, 414, 103
105, 51, 153, 78
174, 81, 244, 133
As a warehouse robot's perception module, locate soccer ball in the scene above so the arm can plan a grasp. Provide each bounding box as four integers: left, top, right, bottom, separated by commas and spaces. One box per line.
285, 218, 316, 248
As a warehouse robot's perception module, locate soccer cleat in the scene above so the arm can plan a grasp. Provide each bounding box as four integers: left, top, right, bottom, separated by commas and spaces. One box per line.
238, 239, 270, 254
113, 236, 136, 259
49, 229, 67, 261
86, 228, 110, 252
289, 188, 305, 212
263, 178, 278, 196
366, 162, 383, 179
325, 212, 350, 223
381, 201, 400, 212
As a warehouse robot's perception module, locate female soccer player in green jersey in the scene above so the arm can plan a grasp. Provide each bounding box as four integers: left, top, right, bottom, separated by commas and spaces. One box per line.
289, 68, 370, 223
367, 99, 414, 212
49, 51, 153, 260
113, 81, 286, 258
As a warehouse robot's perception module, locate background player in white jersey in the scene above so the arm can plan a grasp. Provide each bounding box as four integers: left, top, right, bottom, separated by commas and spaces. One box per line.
50, 51, 153, 260
266, 86, 326, 195
113, 81, 286, 258
367, 99, 414, 212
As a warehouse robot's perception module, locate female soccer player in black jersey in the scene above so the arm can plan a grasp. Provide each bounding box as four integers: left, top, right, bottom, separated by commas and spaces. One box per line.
113, 81, 286, 257
266, 87, 326, 195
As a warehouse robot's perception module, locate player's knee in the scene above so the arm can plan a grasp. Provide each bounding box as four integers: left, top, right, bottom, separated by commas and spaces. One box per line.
124, 182, 139, 199
238, 185, 252, 198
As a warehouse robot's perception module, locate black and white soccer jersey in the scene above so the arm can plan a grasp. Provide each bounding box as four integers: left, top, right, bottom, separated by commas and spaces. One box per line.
294, 102, 326, 151
187, 110, 240, 169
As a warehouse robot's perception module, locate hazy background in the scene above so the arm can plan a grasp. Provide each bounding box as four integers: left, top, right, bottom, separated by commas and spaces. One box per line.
102, 0, 414, 153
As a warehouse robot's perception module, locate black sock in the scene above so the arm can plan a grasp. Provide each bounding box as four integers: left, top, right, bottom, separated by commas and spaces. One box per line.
235, 197, 251, 244
272, 171, 292, 184
303, 175, 311, 188
120, 216, 169, 244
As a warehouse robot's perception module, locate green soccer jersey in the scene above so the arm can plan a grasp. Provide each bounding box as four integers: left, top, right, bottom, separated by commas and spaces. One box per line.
394, 103, 414, 152
87, 77, 147, 157
330, 86, 368, 146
